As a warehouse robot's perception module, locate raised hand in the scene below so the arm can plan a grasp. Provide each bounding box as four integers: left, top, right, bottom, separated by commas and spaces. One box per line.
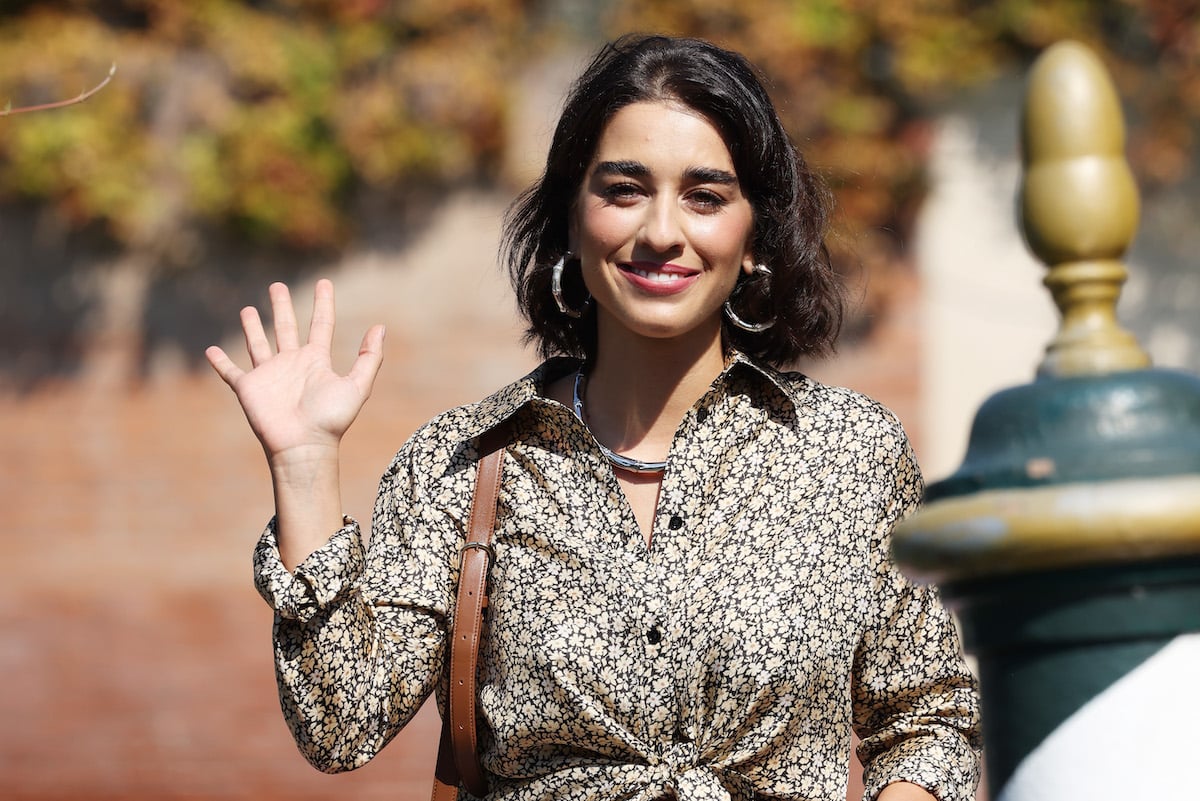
206, 279, 385, 463
206, 280, 384, 569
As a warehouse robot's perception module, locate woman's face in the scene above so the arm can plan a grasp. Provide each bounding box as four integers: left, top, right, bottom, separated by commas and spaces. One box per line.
570, 100, 755, 347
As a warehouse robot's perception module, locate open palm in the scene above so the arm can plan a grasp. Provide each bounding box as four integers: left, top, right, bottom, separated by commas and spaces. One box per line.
205, 280, 384, 462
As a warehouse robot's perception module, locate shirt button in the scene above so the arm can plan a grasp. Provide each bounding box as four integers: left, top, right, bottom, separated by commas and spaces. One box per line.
668, 515, 684, 530
646, 626, 663, 645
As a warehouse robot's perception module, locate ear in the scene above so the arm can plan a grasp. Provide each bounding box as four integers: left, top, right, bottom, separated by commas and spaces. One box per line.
741, 252, 757, 276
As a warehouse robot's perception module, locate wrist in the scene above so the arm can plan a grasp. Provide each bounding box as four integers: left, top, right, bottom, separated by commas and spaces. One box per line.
267, 442, 341, 483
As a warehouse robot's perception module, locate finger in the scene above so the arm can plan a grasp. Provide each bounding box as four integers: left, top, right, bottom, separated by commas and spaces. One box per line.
204, 345, 245, 387
348, 324, 386, 399
241, 305, 273, 367
269, 282, 301, 351
307, 278, 336, 351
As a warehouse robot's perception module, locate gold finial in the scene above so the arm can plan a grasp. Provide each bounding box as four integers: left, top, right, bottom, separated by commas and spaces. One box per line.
1020, 40, 1151, 377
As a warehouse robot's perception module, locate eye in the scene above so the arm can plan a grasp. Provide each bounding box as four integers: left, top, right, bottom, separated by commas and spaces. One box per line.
600, 182, 644, 204
687, 189, 729, 212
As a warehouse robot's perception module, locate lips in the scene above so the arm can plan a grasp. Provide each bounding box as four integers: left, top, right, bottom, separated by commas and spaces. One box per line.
618, 261, 700, 295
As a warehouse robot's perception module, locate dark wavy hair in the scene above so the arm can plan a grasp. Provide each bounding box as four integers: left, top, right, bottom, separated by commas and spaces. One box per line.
502, 34, 844, 367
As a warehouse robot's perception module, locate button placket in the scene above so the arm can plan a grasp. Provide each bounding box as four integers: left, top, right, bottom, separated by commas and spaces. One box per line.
644, 587, 666, 650
635, 551, 677, 743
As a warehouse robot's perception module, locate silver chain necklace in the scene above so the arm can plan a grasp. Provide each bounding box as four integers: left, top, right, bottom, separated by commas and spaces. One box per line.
572, 369, 667, 475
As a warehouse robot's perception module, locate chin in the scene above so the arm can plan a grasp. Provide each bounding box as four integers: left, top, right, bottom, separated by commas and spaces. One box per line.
625, 317, 719, 344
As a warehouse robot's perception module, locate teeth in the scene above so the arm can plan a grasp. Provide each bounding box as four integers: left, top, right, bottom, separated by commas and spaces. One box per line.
633, 268, 683, 282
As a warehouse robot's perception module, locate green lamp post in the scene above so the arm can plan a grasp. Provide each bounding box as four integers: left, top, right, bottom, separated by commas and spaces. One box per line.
894, 41, 1200, 800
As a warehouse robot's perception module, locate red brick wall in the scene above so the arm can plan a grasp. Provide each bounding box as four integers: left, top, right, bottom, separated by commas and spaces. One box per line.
2, 258, 951, 799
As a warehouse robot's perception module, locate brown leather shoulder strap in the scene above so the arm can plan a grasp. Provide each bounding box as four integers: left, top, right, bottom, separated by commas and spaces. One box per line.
432, 423, 509, 801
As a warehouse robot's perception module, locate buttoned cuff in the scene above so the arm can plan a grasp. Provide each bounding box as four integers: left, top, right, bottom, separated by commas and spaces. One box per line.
252, 516, 366, 622
862, 739, 978, 801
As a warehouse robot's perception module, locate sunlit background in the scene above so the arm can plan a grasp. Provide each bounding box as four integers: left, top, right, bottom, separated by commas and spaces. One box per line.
3, 2, 1198, 799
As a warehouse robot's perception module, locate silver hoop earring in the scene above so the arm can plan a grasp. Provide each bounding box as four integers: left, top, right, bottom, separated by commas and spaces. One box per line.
551, 252, 591, 318
723, 264, 776, 333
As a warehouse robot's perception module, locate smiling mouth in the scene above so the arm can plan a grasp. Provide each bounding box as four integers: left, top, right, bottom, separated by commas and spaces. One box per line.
620, 262, 698, 283
630, 267, 684, 283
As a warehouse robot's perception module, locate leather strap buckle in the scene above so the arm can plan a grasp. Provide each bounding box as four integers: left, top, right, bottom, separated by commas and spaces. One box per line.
460, 541, 496, 561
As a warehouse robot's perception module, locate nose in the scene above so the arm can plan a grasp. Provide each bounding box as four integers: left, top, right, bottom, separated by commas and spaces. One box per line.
638, 196, 685, 254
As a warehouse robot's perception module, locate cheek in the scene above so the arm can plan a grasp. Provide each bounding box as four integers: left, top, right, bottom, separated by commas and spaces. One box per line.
576, 204, 632, 256
694, 214, 755, 262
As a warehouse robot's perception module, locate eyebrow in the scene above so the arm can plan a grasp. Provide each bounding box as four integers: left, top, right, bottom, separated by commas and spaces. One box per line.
594, 160, 738, 185
595, 160, 650, 178
685, 166, 738, 185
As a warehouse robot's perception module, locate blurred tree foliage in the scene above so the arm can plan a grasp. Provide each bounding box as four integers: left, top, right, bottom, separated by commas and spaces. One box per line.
1, 0, 1197, 268
0, 0, 535, 253
607, 0, 1200, 274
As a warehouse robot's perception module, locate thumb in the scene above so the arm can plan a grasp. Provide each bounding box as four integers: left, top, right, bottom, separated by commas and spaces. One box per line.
204, 345, 245, 387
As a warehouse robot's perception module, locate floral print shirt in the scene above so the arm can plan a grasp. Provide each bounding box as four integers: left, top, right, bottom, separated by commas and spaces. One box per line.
254, 354, 982, 801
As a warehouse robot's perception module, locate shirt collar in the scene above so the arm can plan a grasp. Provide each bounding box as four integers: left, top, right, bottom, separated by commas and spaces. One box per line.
459, 356, 580, 442
720, 350, 809, 412
459, 351, 807, 443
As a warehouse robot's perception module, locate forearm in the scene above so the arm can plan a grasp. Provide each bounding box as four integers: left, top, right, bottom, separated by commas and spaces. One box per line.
253, 503, 446, 772
273, 604, 443, 772
270, 443, 347, 571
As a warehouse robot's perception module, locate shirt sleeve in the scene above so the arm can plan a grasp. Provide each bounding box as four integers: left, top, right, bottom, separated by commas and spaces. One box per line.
852, 427, 984, 801
251, 437, 462, 774
253, 516, 366, 622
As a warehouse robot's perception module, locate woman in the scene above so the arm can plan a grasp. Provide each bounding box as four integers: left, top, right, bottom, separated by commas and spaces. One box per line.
206, 35, 981, 801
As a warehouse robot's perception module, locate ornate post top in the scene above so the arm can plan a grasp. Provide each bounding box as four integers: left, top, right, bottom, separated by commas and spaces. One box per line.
894, 40, 1200, 585
1020, 40, 1151, 377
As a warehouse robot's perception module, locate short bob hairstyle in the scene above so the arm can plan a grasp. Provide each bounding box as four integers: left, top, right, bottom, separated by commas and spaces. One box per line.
503, 34, 844, 367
